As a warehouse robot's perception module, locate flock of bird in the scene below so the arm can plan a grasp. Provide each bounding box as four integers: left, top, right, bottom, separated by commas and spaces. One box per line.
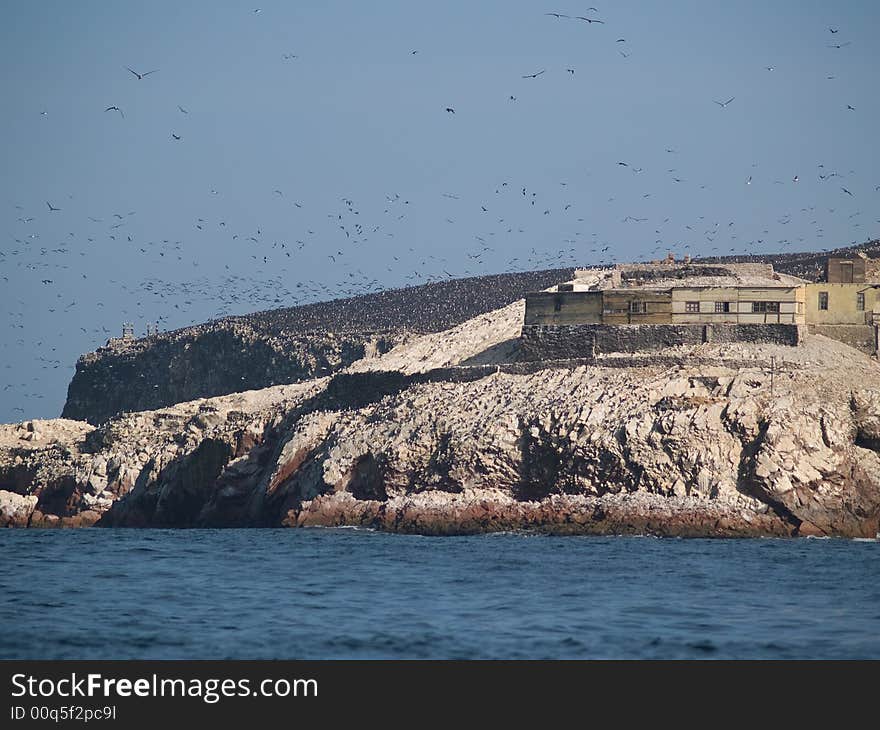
2, 7, 877, 421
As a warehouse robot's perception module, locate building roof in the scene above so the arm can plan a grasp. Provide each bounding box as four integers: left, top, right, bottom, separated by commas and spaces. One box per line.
571, 262, 808, 292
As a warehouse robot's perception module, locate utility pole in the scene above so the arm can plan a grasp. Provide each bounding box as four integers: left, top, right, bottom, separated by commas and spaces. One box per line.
769, 355, 776, 397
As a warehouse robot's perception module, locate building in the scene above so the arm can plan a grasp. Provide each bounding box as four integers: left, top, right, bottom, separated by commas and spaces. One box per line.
826, 255, 867, 283
805, 282, 880, 325
670, 285, 805, 324
525, 262, 808, 327
521, 254, 880, 358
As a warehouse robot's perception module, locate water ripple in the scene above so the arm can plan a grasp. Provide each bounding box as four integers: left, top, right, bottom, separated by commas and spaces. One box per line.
1, 530, 878, 659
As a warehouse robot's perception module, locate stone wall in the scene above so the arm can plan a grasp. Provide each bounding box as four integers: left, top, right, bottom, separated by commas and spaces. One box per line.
519, 323, 804, 360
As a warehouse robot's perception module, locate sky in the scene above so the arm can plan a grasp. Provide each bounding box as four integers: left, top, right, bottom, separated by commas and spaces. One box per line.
1, 0, 878, 424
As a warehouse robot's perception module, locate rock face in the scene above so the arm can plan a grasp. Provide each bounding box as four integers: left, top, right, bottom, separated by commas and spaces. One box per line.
260, 339, 880, 538
61, 268, 574, 425
62, 323, 403, 426
0, 490, 39, 527
4, 326, 880, 537
1, 384, 325, 527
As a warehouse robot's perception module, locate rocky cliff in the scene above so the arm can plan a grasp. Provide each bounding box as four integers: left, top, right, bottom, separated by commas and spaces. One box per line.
4, 320, 879, 537
61, 268, 574, 425
62, 324, 402, 426
5, 262, 880, 537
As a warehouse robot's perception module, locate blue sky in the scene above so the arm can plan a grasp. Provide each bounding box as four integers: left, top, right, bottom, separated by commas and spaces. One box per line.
1, 0, 878, 422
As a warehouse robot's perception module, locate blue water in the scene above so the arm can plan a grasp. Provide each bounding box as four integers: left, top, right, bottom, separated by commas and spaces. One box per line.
1, 529, 878, 659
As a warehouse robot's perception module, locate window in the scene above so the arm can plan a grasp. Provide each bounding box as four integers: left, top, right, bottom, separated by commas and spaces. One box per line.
818, 292, 828, 311
685, 301, 700, 313
857, 292, 865, 311
752, 301, 781, 313
714, 301, 731, 313
796, 301, 804, 314
553, 295, 563, 312
629, 300, 647, 314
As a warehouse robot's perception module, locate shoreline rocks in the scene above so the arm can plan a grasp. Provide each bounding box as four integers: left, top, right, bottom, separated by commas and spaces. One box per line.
288, 491, 797, 538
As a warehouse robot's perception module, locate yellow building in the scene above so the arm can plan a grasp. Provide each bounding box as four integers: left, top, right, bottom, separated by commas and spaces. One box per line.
671, 286, 805, 324
522, 256, 880, 355
804, 283, 880, 325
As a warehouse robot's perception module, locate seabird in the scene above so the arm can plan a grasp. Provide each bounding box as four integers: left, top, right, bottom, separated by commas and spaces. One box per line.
125, 66, 159, 80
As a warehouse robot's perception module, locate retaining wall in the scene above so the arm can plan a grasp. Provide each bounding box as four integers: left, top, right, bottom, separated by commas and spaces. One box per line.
519, 323, 804, 360
807, 324, 877, 355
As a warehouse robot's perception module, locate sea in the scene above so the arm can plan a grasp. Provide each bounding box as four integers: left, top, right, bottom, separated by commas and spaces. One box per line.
1, 529, 878, 660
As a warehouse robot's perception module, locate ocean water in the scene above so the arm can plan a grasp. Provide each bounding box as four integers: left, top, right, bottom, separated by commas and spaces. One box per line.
1, 529, 878, 659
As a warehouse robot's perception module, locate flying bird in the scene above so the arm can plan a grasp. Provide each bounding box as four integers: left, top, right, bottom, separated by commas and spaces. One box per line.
713, 97, 735, 108
104, 106, 124, 118
171, 132, 181, 140
178, 105, 188, 114
125, 66, 159, 80
522, 69, 546, 78
574, 16, 604, 24
445, 107, 455, 113
847, 104, 855, 110
46, 202, 60, 212
842, 187, 853, 196
545, 12, 570, 18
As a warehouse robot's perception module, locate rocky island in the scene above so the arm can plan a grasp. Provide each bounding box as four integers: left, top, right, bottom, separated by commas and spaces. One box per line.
3, 251, 880, 538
